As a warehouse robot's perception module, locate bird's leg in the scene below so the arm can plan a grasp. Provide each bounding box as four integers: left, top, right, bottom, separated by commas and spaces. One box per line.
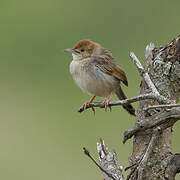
83, 96, 96, 114
102, 92, 112, 112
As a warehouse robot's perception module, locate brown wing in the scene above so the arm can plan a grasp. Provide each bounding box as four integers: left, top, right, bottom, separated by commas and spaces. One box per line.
91, 55, 128, 86
111, 65, 128, 86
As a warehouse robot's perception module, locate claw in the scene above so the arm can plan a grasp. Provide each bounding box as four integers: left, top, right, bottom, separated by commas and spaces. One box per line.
91, 106, 95, 115
102, 92, 112, 112
82, 96, 96, 114
83, 102, 88, 110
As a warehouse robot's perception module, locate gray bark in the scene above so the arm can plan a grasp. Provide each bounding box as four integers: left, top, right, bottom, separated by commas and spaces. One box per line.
129, 36, 180, 180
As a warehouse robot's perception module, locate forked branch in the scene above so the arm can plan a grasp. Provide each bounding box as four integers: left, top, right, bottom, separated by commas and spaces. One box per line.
83, 138, 124, 180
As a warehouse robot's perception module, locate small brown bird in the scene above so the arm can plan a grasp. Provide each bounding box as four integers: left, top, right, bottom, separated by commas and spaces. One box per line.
65, 40, 135, 115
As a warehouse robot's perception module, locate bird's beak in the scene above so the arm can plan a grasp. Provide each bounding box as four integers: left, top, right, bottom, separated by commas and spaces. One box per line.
64, 48, 74, 53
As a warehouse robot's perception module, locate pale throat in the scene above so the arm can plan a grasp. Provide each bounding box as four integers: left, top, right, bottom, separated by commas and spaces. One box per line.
72, 53, 80, 61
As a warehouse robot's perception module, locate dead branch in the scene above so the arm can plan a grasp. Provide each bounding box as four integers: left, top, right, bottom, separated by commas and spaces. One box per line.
78, 93, 167, 113
123, 107, 180, 143
83, 147, 117, 180
130, 52, 159, 96
83, 139, 123, 180
144, 103, 180, 111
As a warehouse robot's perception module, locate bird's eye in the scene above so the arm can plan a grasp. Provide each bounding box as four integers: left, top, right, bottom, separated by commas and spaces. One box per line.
81, 49, 85, 52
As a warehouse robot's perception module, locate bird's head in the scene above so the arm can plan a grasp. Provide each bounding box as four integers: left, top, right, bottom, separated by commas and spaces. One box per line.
64, 40, 103, 60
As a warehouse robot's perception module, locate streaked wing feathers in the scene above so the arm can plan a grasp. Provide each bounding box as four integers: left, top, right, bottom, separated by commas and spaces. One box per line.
91, 55, 128, 86
111, 65, 128, 86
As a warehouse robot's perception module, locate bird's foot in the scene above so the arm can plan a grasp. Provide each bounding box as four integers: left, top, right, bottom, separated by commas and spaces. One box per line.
102, 92, 112, 112
82, 96, 96, 115
101, 99, 112, 112
83, 102, 95, 115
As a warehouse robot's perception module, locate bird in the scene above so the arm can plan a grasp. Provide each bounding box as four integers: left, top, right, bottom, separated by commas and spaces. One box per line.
64, 40, 135, 116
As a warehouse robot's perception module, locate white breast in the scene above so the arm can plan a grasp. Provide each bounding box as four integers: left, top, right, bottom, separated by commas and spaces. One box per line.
72, 53, 79, 61
70, 60, 90, 94
69, 59, 119, 98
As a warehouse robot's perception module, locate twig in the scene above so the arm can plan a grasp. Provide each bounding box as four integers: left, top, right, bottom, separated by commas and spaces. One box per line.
97, 139, 124, 180
144, 104, 180, 111
83, 147, 117, 180
129, 52, 160, 96
126, 154, 145, 180
126, 166, 137, 180
78, 93, 168, 113
125, 163, 137, 171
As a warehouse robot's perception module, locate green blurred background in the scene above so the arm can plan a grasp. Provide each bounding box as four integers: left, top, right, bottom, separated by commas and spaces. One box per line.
1, 0, 180, 179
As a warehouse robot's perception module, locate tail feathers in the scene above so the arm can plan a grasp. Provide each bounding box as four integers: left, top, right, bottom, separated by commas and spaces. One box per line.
115, 86, 136, 116
123, 104, 136, 116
